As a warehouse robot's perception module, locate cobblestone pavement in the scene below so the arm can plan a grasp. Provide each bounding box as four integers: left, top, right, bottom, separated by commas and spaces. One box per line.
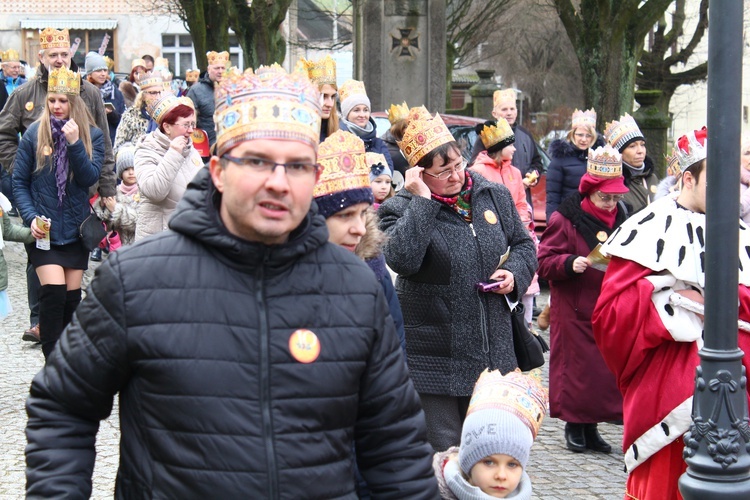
0, 237, 626, 499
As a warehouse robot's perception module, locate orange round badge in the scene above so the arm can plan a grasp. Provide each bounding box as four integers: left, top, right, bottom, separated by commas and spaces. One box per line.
288, 329, 321, 364
484, 210, 498, 225
25, 101, 34, 112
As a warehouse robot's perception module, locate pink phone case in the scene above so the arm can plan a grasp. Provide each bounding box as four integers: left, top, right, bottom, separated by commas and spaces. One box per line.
476, 281, 503, 292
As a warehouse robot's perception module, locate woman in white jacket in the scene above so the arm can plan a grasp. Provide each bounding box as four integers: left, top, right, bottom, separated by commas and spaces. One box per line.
134, 94, 204, 241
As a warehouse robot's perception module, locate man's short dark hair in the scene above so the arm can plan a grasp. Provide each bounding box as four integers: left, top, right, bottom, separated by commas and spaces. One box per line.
142, 55, 155, 64
685, 159, 706, 183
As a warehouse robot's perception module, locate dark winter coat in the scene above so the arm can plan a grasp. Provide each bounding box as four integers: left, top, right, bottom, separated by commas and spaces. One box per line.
98, 82, 126, 146
380, 129, 409, 177
537, 193, 624, 423
25, 167, 438, 499
340, 118, 395, 174
12, 122, 104, 244
545, 136, 605, 222
622, 155, 660, 216
378, 171, 537, 396
186, 75, 216, 146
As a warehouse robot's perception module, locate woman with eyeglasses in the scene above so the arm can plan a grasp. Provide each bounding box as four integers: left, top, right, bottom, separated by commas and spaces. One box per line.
378, 107, 537, 452
537, 145, 627, 455
134, 93, 203, 241
545, 108, 604, 222
113, 74, 165, 153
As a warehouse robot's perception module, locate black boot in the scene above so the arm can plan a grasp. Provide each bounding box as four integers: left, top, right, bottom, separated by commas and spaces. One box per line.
38, 284, 67, 361
564, 423, 587, 453
63, 288, 82, 328
584, 423, 612, 453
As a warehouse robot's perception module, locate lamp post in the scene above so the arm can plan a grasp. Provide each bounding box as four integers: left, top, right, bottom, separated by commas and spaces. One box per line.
679, 1, 750, 497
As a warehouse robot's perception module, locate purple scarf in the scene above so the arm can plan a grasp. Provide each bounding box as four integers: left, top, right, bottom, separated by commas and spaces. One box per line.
50, 117, 69, 208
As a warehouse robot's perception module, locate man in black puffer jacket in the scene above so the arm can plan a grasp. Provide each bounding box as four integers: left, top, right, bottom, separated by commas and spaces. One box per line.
25, 65, 437, 499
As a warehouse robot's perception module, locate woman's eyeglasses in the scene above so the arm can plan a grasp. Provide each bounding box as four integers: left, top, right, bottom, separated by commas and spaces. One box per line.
423, 160, 467, 181
596, 192, 625, 203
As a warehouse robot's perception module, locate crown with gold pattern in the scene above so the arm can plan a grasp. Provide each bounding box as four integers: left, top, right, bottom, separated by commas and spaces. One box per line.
149, 93, 194, 125
314, 131, 373, 217
213, 65, 322, 156
572, 108, 597, 130
185, 69, 200, 82
466, 369, 548, 440
667, 127, 707, 175
47, 67, 80, 95
480, 117, 515, 153
207, 51, 229, 66
155, 57, 169, 69
103, 55, 114, 71
587, 144, 622, 178
493, 88, 516, 108
298, 55, 337, 87
131, 58, 146, 70
138, 72, 164, 91
398, 107, 455, 167
604, 113, 645, 152
1, 49, 20, 63
338, 79, 367, 104
387, 101, 409, 124
39, 28, 70, 50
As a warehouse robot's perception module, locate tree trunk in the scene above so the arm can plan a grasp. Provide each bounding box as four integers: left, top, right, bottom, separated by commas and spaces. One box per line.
446, 43, 457, 109
248, 0, 294, 68
183, 0, 208, 71
205, 4, 229, 61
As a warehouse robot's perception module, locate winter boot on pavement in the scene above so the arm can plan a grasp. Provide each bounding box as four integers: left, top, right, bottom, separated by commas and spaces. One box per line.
38, 284, 67, 360
565, 423, 587, 453
537, 303, 550, 331
584, 423, 612, 453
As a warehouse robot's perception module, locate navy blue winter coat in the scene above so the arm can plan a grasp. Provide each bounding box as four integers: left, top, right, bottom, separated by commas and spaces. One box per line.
545, 136, 604, 222
12, 121, 104, 244
340, 118, 395, 174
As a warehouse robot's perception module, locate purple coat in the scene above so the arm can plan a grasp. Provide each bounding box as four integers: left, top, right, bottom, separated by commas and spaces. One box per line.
537, 193, 624, 423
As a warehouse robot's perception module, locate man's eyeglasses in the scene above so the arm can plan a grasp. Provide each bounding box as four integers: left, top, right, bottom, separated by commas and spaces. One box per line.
221, 155, 318, 178
596, 192, 624, 203
173, 121, 196, 130
422, 160, 467, 181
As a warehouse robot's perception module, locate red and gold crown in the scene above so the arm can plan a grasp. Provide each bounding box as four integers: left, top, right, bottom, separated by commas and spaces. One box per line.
587, 144, 622, 178
467, 369, 548, 440
480, 117, 515, 151
493, 88, 516, 108
604, 113, 644, 151
338, 79, 367, 104
213, 65, 322, 156
131, 58, 146, 70
150, 93, 194, 125
314, 131, 370, 198
666, 127, 707, 175
39, 28, 70, 50
207, 51, 229, 66
47, 67, 80, 95
387, 101, 409, 124
185, 69, 200, 82
1, 49, 20, 63
298, 55, 337, 87
398, 108, 454, 167
138, 72, 164, 91
572, 108, 597, 129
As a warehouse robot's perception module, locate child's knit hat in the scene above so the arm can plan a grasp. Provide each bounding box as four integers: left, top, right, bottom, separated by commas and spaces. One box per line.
116, 144, 136, 178
458, 369, 548, 474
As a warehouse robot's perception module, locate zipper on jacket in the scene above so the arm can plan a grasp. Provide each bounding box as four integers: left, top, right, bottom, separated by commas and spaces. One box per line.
469, 222, 477, 237
256, 251, 279, 500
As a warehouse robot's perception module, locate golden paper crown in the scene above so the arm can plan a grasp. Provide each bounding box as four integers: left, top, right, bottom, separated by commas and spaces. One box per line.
604, 113, 644, 151
213, 65, 322, 156
103, 56, 114, 71
138, 72, 164, 91
185, 69, 200, 82
314, 131, 370, 198
150, 93, 194, 125
493, 88, 516, 108
154, 57, 169, 69
131, 58, 146, 70
587, 144, 622, 178
398, 108, 454, 167
387, 101, 409, 124
47, 67, 80, 95
298, 55, 337, 87
338, 79, 367, 104
467, 369, 548, 440
1, 49, 20, 63
572, 108, 597, 129
365, 152, 388, 169
207, 51, 230, 66
39, 28, 70, 50
480, 117, 515, 151
667, 127, 707, 175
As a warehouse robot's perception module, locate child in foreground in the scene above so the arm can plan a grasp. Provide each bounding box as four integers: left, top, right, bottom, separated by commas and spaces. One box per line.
433, 369, 548, 499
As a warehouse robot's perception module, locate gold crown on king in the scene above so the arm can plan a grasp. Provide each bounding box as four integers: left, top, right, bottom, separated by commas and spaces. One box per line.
667, 127, 707, 174
39, 28, 70, 50
1, 49, 20, 62
493, 88, 516, 108
467, 369, 548, 440
47, 67, 80, 95
604, 113, 644, 151
314, 131, 370, 198
387, 101, 409, 124
298, 55, 337, 87
587, 145, 622, 178
185, 69, 200, 82
207, 51, 229, 66
572, 108, 597, 129
398, 108, 454, 167
213, 65, 322, 156
131, 58, 146, 70
150, 94, 194, 125
338, 79, 367, 104
480, 117, 515, 150
138, 72, 164, 90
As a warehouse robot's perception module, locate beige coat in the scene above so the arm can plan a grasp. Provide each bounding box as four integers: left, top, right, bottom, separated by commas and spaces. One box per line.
134, 129, 203, 241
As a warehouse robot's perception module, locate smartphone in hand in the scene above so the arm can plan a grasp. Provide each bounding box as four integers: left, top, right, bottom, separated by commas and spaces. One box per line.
475, 281, 503, 292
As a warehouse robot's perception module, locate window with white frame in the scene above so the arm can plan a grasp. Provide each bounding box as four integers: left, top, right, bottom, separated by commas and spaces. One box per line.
161, 34, 245, 77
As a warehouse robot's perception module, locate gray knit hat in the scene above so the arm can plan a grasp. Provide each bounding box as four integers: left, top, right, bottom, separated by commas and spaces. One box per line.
459, 409, 534, 473
85, 52, 108, 75
116, 144, 136, 178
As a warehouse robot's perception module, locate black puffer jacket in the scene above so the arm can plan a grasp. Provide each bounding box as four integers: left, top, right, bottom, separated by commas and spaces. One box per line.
545, 136, 605, 221
378, 171, 537, 396
26, 168, 438, 499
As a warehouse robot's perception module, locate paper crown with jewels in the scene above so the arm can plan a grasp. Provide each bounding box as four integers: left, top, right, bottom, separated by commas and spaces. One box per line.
493, 88, 517, 108
667, 127, 707, 175
206, 51, 229, 66
149, 93, 194, 125
1, 49, 20, 62
572, 108, 597, 130
587, 144, 622, 178
185, 69, 200, 82
604, 113, 645, 152
47, 67, 80, 95
39, 28, 70, 50
103, 56, 114, 71
298, 55, 337, 87
154, 57, 169, 69
480, 117, 515, 153
387, 101, 409, 124
314, 131, 373, 217
397, 106, 455, 167
131, 58, 146, 70
338, 79, 367, 104
213, 64, 322, 157
138, 72, 164, 91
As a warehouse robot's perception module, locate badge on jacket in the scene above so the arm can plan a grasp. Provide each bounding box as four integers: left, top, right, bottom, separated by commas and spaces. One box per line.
484, 210, 498, 225
289, 329, 320, 363
25, 101, 34, 112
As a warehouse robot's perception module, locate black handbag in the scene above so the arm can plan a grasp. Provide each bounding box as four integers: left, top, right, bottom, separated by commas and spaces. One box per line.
79, 204, 107, 252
